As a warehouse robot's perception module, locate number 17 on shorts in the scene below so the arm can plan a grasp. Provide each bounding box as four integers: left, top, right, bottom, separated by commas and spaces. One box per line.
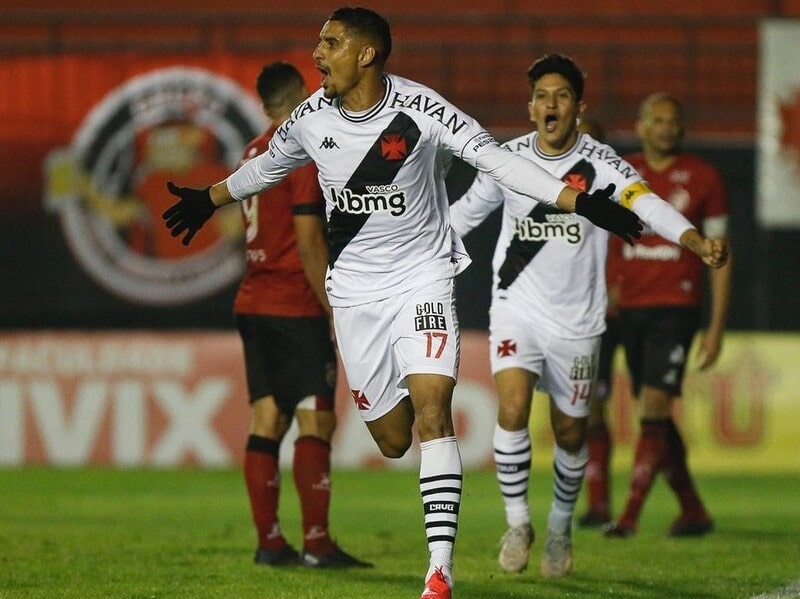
397, 282, 460, 380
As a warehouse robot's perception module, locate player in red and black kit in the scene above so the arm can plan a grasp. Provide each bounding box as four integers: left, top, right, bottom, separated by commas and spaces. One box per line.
572, 116, 624, 529
598, 93, 732, 537
578, 250, 623, 528
236, 62, 369, 568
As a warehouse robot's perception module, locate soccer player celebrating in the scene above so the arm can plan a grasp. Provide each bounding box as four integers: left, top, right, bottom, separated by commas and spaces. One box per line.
161, 9, 642, 598
601, 93, 732, 539
449, 54, 727, 578
234, 62, 368, 568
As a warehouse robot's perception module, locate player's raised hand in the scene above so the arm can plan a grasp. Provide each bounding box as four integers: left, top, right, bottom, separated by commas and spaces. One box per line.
163, 182, 217, 246
575, 184, 643, 245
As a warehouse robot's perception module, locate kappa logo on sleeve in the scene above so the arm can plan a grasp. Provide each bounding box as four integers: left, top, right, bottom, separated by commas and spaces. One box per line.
319, 136, 340, 149
619, 180, 654, 210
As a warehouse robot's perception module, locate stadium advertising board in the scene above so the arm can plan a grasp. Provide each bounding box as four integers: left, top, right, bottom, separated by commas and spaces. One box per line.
1, 331, 797, 472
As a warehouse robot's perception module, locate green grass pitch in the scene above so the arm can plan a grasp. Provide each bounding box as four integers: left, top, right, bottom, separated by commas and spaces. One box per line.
1, 468, 798, 598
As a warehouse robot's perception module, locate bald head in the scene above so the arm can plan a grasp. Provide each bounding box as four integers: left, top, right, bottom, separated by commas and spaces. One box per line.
636, 92, 684, 157
638, 92, 683, 121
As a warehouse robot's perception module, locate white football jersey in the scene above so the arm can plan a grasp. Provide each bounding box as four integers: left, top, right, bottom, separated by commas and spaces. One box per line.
450, 131, 649, 339
227, 74, 566, 307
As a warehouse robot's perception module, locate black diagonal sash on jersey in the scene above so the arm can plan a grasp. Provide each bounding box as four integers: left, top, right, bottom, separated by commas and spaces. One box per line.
497, 158, 597, 290
497, 203, 565, 290
327, 113, 421, 267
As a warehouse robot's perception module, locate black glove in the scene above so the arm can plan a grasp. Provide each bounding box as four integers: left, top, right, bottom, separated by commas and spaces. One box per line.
162, 182, 217, 246
575, 183, 642, 245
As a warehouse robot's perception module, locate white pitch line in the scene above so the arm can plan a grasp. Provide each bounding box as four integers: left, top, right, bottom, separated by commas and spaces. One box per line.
750, 579, 800, 599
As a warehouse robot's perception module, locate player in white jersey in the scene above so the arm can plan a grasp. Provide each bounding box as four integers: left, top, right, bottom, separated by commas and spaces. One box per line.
160, 10, 644, 599
449, 54, 727, 579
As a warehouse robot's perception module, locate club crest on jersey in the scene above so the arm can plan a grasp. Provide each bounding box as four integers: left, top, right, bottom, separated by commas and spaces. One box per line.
329, 185, 407, 216
351, 389, 370, 410
497, 339, 517, 357
561, 158, 596, 192
563, 172, 588, 191
381, 134, 408, 160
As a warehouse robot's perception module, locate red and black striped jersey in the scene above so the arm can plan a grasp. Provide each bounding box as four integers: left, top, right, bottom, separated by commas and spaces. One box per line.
233, 127, 327, 317
610, 152, 728, 308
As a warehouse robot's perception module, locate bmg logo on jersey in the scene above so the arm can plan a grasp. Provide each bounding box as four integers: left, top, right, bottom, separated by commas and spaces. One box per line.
415, 302, 447, 331
514, 213, 581, 244
329, 184, 407, 216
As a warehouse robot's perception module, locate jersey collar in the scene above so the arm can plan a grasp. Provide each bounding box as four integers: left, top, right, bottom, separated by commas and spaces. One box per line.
338, 76, 393, 123
532, 132, 581, 161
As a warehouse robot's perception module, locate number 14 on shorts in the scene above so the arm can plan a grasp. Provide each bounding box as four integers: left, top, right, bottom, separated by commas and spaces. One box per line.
570, 382, 591, 405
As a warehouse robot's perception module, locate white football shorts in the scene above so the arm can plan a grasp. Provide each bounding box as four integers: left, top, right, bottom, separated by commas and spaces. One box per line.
489, 303, 600, 418
333, 277, 460, 422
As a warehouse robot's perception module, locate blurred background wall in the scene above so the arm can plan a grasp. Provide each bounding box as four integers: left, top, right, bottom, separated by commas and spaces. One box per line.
1, 0, 799, 330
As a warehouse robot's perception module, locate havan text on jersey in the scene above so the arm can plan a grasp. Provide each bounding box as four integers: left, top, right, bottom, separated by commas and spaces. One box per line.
388, 91, 468, 136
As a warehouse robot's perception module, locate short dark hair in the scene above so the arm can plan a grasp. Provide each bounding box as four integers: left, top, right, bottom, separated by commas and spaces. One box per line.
255, 61, 305, 107
527, 54, 585, 102
328, 6, 392, 64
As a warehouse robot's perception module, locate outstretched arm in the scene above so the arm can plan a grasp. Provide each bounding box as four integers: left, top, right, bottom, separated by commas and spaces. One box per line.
163, 141, 300, 245
162, 180, 237, 246
624, 190, 728, 268
678, 229, 729, 269
449, 171, 505, 238
626, 190, 729, 267
472, 145, 642, 243
209, 181, 236, 207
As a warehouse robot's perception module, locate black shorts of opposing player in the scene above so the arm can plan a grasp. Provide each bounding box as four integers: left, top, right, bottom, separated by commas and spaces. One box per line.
618, 307, 701, 397
594, 316, 622, 401
236, 314, 336, 414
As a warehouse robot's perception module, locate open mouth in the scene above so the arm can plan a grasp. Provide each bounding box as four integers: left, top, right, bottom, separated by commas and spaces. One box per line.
544, 114, 558, 133
316, 65, 330, 86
